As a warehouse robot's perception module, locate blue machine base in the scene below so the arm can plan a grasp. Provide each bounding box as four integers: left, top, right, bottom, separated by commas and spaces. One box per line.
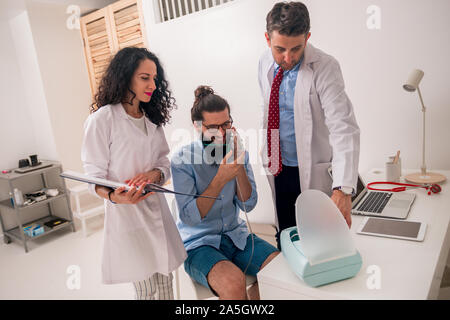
281, 226, 362, 287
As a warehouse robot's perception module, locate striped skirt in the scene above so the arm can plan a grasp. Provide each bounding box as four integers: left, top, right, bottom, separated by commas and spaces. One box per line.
133, 273, 174, 300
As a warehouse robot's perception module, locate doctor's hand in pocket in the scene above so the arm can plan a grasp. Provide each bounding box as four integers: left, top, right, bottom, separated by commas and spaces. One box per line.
331, 190, 352, 228
110, 185, 154, 205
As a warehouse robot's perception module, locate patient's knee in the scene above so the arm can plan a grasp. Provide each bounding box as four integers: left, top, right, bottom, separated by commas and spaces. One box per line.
208, 261, 246, 299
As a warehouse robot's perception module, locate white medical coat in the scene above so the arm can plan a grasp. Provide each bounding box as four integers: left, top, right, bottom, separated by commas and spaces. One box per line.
81, 103, 187, 284
258, 44, 360, 224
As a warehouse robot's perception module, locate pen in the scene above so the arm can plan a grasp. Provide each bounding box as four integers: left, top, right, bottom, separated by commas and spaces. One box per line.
393, 151, 400, 164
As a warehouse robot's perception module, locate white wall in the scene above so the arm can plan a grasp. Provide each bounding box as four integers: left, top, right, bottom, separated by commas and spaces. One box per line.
142, 0, 450, 224
0, 0, 114, 173
0, 18, 39, 170
25, 0, 93, 174
305, 0, 450, 175
1, 10, 59, 170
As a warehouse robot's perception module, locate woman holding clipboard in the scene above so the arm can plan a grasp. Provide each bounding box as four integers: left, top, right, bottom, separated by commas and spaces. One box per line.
81, 47, 186, 300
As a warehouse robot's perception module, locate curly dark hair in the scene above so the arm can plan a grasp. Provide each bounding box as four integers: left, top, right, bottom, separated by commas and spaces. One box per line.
91, 47, 176, 126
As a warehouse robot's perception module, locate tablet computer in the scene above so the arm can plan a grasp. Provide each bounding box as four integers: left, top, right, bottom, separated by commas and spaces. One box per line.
357, 217, 426, 242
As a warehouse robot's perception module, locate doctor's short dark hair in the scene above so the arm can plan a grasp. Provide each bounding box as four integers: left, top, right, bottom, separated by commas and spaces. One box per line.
91, 47, 176, 126
191, 86, 230, 122
266, 1, 310, 37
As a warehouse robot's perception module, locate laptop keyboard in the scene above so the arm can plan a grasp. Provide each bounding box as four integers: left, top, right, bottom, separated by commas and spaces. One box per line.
357, 192, 392, 213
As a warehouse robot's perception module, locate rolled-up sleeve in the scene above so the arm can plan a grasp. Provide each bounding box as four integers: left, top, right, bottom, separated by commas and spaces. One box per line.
234, 151, 258, 212
81, 112, 110, 198
170, 156, 202, 227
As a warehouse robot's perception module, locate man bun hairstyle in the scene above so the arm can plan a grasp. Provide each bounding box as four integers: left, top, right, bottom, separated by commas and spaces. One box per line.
266, 1, 310, 37
191, 85, 230, 122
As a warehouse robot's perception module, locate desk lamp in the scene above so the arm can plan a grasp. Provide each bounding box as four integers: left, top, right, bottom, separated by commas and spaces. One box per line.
402, 69, 446, 184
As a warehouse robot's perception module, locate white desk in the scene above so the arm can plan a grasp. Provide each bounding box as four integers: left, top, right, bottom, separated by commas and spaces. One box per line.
257, 169, 450, 300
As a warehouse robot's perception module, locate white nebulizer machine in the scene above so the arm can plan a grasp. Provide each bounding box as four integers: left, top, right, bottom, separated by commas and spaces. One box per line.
281, 190, 362, 287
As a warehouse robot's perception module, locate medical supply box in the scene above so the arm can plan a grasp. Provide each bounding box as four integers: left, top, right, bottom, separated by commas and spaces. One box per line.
23, 223, 44, 237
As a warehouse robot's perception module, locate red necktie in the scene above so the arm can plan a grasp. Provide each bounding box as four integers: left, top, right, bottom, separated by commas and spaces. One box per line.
267, 67, 284, 176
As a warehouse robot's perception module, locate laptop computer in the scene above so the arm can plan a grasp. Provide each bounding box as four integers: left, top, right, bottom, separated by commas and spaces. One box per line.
350, 175, 416, 219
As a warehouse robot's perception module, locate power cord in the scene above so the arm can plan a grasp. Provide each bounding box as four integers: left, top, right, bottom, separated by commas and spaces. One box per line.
236, 178, 254, 276
229, 129, 254, 296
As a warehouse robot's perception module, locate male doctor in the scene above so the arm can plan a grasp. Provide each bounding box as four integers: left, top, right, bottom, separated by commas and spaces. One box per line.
258, 1, 360, 248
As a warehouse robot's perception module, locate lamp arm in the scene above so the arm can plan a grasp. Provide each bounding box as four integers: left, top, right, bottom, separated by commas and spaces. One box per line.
417, 86, 426, 112
417, 87, 427, 175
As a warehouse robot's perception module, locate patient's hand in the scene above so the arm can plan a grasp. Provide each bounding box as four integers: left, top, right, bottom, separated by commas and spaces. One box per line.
331, 190, 352, 228
216, 150, 245, 184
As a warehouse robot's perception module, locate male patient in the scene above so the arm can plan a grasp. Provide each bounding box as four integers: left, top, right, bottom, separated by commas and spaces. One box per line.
171, 85, 279, 300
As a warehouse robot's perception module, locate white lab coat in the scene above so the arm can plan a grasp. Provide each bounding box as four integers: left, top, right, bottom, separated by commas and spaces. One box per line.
258, 44, 360, 225
81, 103, 187, 284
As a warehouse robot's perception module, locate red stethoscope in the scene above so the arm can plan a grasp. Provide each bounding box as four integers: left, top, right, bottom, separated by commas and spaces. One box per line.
367, 181, 442, 195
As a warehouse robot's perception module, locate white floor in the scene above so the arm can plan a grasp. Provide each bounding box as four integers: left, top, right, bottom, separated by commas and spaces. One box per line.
0, 215, 276, 300
1, 215, 449, 300
0, 215, 136, 299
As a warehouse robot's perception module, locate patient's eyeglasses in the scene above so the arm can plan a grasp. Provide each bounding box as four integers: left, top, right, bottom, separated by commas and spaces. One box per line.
202, 116, 233, 131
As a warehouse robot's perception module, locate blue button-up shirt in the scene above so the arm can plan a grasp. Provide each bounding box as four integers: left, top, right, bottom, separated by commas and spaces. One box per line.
170, 141, 258, 252
275, 58, 303, 166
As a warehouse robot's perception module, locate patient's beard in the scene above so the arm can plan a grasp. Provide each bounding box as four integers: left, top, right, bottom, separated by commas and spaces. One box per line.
201, 134, 229, 165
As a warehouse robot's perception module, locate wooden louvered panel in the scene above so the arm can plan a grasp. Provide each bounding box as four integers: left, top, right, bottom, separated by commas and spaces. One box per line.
114, 3, 137, 19
94, 69, 107, 79
119, 38, 143, 49
93, 64, 110, 77
88, 30, 107, 42
86, 19, 106, 37
109, 0, 147, 52
94, 64, 108, 75
86, 17, 105, 32
95, 71, 104, 80
115, 11, 139, 26
94, 60, 108, 71
119, 31, 141, 43
116, 18, 140, 32
90, 40, 109, 52
117, 25, 141, 38
91, 46, 111, 58
80, 7, 115, 100
89, 35, 109, 47
92, 57, 111, 69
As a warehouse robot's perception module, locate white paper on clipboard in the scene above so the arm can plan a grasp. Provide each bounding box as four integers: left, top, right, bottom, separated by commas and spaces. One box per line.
60, 170, 130, 190
60, 170, 220, 200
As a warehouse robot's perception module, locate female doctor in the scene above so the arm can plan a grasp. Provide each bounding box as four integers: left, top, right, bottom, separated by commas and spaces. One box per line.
81, 47, 186, 300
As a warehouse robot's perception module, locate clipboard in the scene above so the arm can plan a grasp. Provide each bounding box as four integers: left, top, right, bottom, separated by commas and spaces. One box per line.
60, 171, 221, 200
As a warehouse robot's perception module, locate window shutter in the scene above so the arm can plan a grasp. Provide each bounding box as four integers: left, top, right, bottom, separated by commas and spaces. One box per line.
109, 0, 147, 51
80, 8, 116, 101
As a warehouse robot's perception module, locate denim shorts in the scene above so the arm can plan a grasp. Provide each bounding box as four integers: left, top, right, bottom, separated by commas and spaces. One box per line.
184, 234, 278, 291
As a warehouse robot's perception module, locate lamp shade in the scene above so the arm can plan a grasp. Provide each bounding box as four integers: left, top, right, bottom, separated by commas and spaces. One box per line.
403, 69, 424, 92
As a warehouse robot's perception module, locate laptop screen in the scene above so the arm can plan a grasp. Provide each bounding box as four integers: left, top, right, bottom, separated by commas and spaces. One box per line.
352, 175, 366, 202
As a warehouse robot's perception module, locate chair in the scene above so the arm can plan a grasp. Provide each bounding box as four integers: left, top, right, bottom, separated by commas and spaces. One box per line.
69, 184, 104, 237
169, 197, 257, 300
